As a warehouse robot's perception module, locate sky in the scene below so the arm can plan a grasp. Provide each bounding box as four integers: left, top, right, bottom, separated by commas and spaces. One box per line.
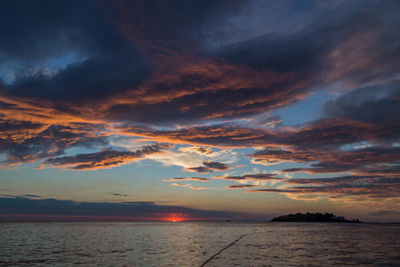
0, 0, 400, 222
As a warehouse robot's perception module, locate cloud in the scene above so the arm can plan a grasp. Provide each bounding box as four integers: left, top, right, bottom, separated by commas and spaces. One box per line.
179, 146, 214, 155
162, 177, 210, 182
203, 161, 231, 170
171, 183, 211, 190
0, 196, 259, 221
146, 145, 236, 172
214, 173, 283, 181
0, 194, 42, 198
251, 115, 282, 129
246, 174, 400, 203
184, 166, 213, 173
116, 80, 399, 204
247, 84, 400, 178
20, 194, 41, 198
163, 173, 283, 183
0, 0, 149, 101
163, 173, 285, 191
3, 0, 399, 129
121, 124, 280, 148
40, 144, 170, 170
121, 115, 396, 151
323, 81, 400, 125
185, 161, 231, 173
253, 146, 400, 175
0, 123, 108, 167
110, 193, 128, 197
227, 184, 257, 189
0, 117, 46, 142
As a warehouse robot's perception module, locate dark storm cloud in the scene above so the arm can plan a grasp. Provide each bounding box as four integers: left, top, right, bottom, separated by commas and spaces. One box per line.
217, 3, 400, 84
41, 144, 171, 170
3, 0, 399, 125
0, 117, 44, 133
0, 0, 98, 62
1, 0, 399, 125
0, 0, 149, 101
9, 49, 149, 101
323, 82, 400, 131
0, 196, 257, 221
112, 0, 242, 42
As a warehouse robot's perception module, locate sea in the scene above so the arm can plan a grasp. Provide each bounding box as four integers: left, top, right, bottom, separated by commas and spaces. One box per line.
1, 222, 400, 266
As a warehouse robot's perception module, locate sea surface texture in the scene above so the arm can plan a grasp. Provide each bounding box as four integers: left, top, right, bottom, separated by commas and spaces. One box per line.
1, 222, 399, 266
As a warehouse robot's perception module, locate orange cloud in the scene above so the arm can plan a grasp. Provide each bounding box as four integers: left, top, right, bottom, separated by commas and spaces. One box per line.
40, 144, 170, 170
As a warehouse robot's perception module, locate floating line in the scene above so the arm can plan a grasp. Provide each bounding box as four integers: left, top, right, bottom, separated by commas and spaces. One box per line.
200, 233, 246, 267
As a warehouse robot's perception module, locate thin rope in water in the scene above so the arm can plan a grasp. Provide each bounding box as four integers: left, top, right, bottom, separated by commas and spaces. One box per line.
199, 233, 246, 267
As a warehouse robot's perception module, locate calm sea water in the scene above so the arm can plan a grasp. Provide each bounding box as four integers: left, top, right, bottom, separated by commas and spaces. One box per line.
1, 222, 399, 266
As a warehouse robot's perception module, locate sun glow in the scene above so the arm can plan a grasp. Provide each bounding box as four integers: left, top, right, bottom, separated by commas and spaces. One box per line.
166, 214, 184, 222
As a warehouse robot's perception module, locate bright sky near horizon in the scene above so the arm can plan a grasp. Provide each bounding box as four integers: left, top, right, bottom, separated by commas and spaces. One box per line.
0, 0, 399, 222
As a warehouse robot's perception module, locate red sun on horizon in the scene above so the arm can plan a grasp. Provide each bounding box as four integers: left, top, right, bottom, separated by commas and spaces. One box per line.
166, 214, 184, 222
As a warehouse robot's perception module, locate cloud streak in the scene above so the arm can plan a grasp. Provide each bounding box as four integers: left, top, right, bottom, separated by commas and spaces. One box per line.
247, 175, 400, 203
41, 144, 170, 170
0, 196, 257, 221
171, 183, 211, 190
227, 184, 257, 189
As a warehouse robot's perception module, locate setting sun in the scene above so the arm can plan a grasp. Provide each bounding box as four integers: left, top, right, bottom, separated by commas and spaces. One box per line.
166, 214, 184, 222
168, 217, 183, 222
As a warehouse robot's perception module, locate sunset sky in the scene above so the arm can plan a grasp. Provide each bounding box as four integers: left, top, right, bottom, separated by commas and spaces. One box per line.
1, 0, 399, 222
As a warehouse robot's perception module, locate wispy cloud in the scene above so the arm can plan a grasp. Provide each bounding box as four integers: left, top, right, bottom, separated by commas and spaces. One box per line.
40, 144, 170, 170
227, 184, 257, 189
171, 183, 212, 190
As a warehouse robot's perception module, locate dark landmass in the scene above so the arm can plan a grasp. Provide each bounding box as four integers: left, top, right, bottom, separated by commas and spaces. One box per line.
271, 212, 360, 223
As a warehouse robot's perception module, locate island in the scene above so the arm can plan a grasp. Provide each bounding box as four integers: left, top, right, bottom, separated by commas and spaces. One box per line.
271, 212, 360, 223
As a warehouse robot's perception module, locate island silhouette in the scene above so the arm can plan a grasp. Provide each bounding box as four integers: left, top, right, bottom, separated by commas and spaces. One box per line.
271, 212, 360, 223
